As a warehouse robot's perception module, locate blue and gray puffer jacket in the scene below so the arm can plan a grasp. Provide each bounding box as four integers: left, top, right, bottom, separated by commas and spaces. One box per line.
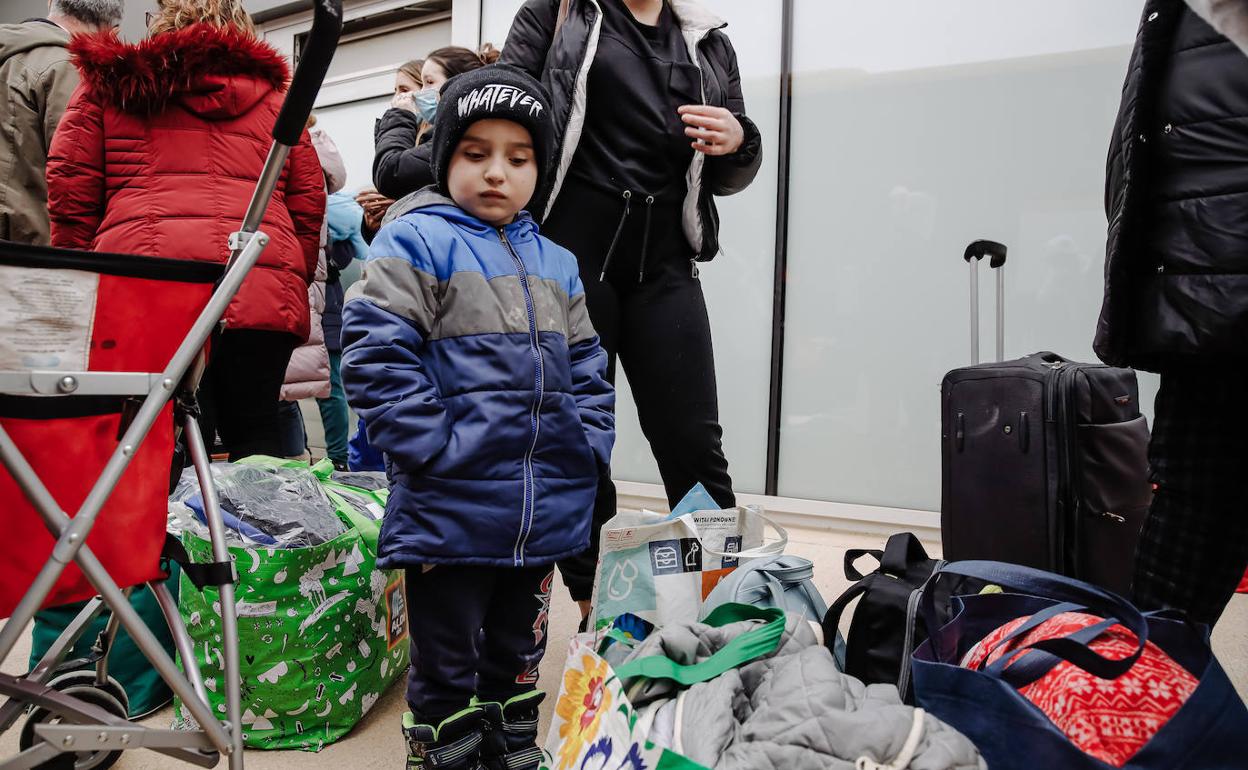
340, 189, 614, 569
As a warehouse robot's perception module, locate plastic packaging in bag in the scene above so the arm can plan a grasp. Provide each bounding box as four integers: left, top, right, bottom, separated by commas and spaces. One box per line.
329, 470, 388, 492
168, 463, 346, 548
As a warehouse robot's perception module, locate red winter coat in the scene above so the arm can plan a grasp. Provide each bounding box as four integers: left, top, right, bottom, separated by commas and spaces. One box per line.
46, 24, 324, 339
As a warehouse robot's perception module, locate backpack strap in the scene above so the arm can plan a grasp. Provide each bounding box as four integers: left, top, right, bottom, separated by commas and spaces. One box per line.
844, 549, 883, 581
881, 532, 931, 577
822, 575, 873, 654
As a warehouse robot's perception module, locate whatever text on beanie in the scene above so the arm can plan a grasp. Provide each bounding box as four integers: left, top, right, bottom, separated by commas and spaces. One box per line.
430, 64, 557, 212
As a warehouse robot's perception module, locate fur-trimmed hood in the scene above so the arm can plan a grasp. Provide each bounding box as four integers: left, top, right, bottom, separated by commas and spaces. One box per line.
69, 23, 289, 116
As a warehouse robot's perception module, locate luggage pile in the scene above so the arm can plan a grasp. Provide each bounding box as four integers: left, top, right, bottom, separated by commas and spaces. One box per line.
541, 485, 983, 770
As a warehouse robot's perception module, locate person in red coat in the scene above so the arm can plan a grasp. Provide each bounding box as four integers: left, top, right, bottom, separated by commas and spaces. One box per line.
46, 0, 325, 460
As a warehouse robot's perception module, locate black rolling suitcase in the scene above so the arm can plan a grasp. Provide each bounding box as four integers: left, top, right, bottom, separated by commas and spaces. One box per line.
939, 240, 1152, 595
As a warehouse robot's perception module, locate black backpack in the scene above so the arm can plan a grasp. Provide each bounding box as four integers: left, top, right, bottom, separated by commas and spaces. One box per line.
822, 533, 947, 695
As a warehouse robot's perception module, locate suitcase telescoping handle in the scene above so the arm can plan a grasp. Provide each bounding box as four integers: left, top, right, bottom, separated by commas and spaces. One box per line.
963, 239, 1008, 364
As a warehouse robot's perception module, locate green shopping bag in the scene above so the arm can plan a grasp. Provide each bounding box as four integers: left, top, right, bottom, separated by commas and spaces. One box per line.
173, 458, 408, 751
30, 564, 182, 718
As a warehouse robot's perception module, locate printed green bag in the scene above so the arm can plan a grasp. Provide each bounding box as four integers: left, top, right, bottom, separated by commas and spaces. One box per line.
174, 459, 408, 751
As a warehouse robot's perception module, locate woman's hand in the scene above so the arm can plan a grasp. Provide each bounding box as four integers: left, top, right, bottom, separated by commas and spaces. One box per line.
678, 104, 744, 156
390, 91, 418, 113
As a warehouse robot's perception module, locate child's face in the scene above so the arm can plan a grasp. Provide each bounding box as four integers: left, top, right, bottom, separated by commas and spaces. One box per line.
447, 119, 538, 228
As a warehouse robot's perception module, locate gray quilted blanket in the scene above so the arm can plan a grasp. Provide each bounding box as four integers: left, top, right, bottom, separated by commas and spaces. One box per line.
617, 614, 985, 770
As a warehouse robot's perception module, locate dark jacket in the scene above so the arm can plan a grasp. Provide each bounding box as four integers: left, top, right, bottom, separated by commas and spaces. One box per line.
372, 106, 435, 200
340, 189, 615, 568
0, 19, 77, 245
501, 0, 762, 261
1096, 0, 1248, 370
48, 24, 325, 340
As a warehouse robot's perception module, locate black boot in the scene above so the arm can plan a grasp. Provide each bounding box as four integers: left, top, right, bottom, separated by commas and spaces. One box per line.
403, 707, 486, 770
477, 691, 545, 770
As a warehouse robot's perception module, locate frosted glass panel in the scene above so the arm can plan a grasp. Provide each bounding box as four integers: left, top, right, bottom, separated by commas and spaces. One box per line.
778, 1, 1155, 510
480, 0, 781, 494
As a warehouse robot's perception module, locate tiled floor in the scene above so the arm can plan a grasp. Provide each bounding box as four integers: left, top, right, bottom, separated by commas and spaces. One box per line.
2, 525, 1246, 769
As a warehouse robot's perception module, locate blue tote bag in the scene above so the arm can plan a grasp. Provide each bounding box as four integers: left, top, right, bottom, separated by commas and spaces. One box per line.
910, 561, 1248, 769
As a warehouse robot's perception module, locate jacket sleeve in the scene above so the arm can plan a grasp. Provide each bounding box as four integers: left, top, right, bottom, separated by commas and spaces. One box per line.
285, 129, 327, 283
340, 220, 452, 472
37, 57, 78, 153
500, 0, 559, 80
566, 273, 615, 471
310, 128, 348, 194
704, 33, 763, 197
372, 109, 435, 199
46, 84, 105, 250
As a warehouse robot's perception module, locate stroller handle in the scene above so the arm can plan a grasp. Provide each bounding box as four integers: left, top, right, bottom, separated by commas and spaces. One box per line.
273, 0, 344, 147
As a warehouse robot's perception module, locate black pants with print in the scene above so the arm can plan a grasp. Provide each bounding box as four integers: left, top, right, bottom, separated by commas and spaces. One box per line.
1132, 369, 1248, 626
403, 564, 554, 722
543, 179, 735, 602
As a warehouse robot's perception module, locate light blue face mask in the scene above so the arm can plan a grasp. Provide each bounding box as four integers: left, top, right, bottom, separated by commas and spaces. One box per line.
413, 89, 438, 123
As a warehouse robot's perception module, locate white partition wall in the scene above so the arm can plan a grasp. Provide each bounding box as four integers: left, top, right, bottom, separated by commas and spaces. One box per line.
777, 1, 1153, 511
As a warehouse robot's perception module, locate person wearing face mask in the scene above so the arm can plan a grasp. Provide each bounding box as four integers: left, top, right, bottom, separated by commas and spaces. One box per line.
371, 44, 500, 200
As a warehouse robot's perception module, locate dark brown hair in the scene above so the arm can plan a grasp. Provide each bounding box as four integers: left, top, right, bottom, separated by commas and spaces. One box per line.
425, 43, 500, 81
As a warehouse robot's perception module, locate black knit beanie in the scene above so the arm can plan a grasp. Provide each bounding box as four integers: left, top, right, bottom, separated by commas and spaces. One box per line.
430, 64, 556, 213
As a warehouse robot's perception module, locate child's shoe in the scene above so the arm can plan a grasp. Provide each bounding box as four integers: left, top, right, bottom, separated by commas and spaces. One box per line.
403, 707, 486, 769
477, 690, 545, 770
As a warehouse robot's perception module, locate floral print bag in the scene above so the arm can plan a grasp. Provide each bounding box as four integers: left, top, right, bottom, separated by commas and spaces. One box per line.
542, 605, 787, 770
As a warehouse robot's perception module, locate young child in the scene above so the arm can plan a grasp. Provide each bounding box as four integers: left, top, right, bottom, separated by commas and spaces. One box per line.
340, 65, 615, 770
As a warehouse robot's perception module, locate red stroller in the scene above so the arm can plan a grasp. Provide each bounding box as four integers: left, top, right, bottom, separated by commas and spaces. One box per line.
0, 2, 342, 767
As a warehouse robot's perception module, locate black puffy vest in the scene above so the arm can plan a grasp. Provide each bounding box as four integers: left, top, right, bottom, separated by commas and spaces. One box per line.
1096, 1, 1248, 370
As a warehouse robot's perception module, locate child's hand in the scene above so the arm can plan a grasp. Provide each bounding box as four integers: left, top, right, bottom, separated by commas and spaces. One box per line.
678, 104, 744, 156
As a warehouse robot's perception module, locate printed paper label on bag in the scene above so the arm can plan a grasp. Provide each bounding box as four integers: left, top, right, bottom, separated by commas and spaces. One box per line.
385, 576, 408, 650
0, 266, 97, 371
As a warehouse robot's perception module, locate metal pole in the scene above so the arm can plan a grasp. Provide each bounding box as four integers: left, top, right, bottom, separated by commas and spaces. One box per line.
0, 427, 233, 754
150, 582, 209, 706
764, 0, 795, 497
184, 417, 244, 769
995, 263, 1005, 362
95, 586, 131, 687
969, 260, 980, 364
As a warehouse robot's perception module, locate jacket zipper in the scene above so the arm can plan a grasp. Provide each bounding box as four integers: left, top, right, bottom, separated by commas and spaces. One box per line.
501, 228, 544, 566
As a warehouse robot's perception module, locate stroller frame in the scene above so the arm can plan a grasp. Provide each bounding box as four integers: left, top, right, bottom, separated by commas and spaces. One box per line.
0, 2, 342, 767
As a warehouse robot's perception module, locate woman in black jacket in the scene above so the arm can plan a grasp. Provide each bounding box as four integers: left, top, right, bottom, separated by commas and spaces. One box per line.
371, 45, 499, 199
1099, 0, 1248, 626
501, 0, 763, 621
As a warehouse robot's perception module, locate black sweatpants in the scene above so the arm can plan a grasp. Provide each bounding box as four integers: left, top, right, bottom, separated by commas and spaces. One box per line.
1132, 369, 1248, 626
196, 329, 297, 461
404, 564, 554, 721
544, 180, 735, 602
